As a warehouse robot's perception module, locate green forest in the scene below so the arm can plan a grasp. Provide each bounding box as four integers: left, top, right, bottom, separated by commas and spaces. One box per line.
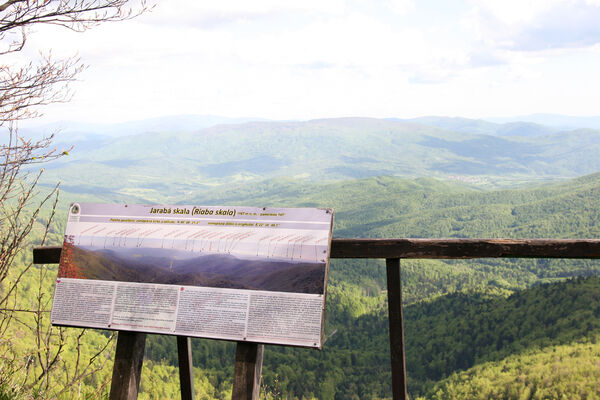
3, 171, 599, 399
140, 173, 600, 399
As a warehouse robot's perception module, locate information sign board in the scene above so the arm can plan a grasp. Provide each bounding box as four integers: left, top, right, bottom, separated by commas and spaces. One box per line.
51, 203, 333, 348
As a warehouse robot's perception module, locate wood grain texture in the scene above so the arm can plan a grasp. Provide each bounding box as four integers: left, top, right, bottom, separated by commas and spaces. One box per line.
232, 342, 264, 400
34, 239, 600, 265
386, 258, 408, 400
109, 331, 146, 400
177, 336, 195, 400
329, 238, 600, 259
33, 245, 62, 264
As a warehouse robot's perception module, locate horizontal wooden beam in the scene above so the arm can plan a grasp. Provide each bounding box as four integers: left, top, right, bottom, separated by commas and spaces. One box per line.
329, 238, 600, 259
34, 245, 62, 264
34, 238, 600, 264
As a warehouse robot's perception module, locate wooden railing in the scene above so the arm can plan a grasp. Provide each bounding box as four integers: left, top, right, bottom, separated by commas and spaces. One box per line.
33, 238, 600, 400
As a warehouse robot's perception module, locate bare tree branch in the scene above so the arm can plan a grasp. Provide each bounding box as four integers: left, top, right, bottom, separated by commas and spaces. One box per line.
0, 0, 153, 122
0, 0, 152, 397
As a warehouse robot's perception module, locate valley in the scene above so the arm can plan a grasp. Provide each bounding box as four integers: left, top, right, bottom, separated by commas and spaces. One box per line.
13, 115, 600, 399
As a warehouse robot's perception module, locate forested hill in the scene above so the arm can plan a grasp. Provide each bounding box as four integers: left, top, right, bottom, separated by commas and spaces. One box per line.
134, 173, 600, 399
189, 171, 600, 240
318, 276, 600, 398
36, 117, 600, 201
426, 337, 600, 399
144, 277, 600, 399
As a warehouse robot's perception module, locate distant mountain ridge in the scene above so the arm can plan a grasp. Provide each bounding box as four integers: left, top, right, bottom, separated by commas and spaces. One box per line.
400, 116, 559, 137
486, 113, 600, 130
35, 116, 600, 202
403, 114, 600, 133
18, 114, 265, 142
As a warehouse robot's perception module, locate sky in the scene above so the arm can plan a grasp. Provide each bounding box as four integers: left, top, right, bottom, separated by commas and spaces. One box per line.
10, 0, 600, 124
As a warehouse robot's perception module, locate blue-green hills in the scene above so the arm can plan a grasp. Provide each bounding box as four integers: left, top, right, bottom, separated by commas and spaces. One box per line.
36, 117, 600, 202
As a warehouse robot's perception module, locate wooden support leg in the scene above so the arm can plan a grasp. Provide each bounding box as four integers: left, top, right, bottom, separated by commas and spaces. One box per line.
386, 258, 408, 400
177, 336, 195, 400
232, 342, 264, 400
109, 331, 147, 400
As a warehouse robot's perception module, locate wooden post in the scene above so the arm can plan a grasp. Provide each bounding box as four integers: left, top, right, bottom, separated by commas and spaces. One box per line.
109, 331, 147, 400
386, 258, 408, 400
177, 336, 195, 400
232, 342, 264, 400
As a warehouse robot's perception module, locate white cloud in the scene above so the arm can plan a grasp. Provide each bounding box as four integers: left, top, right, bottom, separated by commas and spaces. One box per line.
471, 0, 563, 25
384, 0, 415, 15
143, 0, 347, 28
466, 0, 600, 51
237, 13, 425, 68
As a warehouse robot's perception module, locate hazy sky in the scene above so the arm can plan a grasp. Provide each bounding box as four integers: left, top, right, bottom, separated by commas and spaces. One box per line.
12, 0, 600, 124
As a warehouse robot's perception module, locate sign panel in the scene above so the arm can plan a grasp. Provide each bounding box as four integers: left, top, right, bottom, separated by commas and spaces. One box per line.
51, 203, 333, 348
